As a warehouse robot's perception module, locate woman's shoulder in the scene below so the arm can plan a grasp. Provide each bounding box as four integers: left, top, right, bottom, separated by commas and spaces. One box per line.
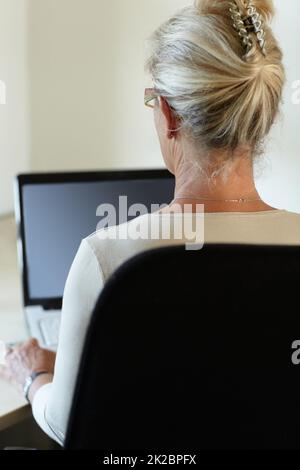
204, 209, 300, 224
83, 214, 158, 280
271, 209, 300, 225
203, 209, 300, 246
84, 213, 152, 249
280, 209, 300, 218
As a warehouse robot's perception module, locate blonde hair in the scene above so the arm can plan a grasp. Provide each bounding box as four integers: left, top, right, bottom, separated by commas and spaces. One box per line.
146, 0, 285, 159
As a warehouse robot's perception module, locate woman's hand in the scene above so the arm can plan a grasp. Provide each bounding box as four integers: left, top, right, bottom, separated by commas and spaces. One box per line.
0, 339, 56, 397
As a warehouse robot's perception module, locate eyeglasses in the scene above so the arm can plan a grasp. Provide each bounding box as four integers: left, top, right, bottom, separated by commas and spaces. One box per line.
144, 88, 158, 109
144, 88, 181, 120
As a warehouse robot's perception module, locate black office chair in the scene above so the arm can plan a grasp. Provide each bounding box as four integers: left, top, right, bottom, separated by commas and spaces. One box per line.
65, 244, 300, 450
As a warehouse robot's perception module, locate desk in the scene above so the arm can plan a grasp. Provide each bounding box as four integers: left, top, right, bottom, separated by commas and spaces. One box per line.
0, 215, 30, 431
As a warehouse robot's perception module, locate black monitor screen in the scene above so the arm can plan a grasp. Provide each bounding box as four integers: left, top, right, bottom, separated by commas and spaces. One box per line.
21, 176, 175, 301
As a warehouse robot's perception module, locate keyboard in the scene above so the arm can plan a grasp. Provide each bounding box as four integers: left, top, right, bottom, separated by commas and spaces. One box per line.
39, 314, 61, 348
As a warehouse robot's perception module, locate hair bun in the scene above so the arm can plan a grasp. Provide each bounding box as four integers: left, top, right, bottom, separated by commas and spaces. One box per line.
195, 0, 275, 24
247, 0, 275, 23
195, 0, 275, 58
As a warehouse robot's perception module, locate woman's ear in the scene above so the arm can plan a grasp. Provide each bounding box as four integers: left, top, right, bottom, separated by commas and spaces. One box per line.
159, 97, 179, 139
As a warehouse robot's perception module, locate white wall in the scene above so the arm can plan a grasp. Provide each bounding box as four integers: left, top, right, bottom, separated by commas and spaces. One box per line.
256, 0, 300, 212
0, 0, 29, 216
28, 0, 185, 173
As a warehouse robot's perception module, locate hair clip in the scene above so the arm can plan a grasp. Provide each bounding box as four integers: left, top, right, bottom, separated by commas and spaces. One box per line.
229, 1, 266, 56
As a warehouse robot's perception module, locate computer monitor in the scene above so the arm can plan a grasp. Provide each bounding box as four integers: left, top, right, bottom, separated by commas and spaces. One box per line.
15, 170, 175, 309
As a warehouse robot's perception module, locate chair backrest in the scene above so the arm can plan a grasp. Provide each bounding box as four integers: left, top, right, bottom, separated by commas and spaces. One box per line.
65, 244, 300, 450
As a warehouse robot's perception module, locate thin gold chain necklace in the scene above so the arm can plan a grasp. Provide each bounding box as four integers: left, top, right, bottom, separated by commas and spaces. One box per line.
172, 195, 262, 204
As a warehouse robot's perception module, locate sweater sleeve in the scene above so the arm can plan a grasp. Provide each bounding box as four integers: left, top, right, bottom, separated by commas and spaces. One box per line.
32, 238, 104, 445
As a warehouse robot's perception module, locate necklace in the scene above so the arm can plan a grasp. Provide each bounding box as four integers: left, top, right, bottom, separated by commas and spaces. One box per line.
172, 195, 262, 204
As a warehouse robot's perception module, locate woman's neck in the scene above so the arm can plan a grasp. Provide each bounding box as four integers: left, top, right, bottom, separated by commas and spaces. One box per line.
168, 157, 276, 213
